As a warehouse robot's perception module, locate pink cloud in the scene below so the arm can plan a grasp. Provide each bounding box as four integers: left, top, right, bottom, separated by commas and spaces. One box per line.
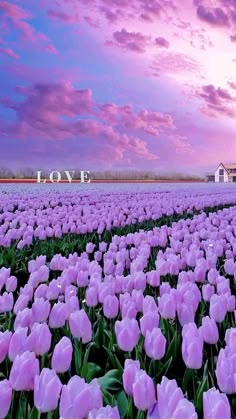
0, 1, 32, 20
0, 81, 174, 162
112, 28, 150, 53
155, 37, 169, 48
99, 103, 174, 135
0, 1, 56, 51
197, 84, 236, 117
47, 9, 80, 23
0, 46, 19, 59
45, 44, 58, 55
109, 28, 170, 53
151, 52, 200, 77
196, 5, 229, 26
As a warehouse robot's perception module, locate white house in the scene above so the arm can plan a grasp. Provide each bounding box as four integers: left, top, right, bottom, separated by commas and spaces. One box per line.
215, 163, 236, 182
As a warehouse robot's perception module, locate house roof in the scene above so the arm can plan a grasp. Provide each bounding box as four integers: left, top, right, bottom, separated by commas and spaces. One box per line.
224, 163, 236, 170
217, 162, 236, 173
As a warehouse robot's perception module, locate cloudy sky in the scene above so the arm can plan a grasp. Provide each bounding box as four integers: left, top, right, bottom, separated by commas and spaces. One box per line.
0, 0, 236, 173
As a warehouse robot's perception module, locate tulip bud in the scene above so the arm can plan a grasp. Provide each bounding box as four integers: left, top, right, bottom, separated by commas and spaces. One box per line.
203, 387, 231, 419
0, 379, 12, 419
51, 336, 73, 373
9, 350, 39, 391
133, 370, 156, 411
34, 368, 62, 413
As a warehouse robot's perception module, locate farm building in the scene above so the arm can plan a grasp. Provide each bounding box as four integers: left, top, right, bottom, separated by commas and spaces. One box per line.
215, 163, 236, 182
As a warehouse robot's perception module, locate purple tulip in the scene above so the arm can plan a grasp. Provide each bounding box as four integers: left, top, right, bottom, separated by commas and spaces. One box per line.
0, 379, 12, 419
140, 312, 160, 337
34, 284, 48, 299
9, 350, 39, 391
49, 302, 67, 328
32, 298, 50, 323
103, 295, 119, 319
69, 309, 92, 343
51, 336, 73, 373
143, 296, 158, 314
34, 368, 62, 413
210, 294, 227, 323
8, 327, 28, 362
59, 376, 102, 418
14, 307, 33, 330
177, 303, 195, 327
13, 294, 30, 315
5, 276, 17, 293
182, 323, 203, 369
224, 259, 235, 275
203, 387, 231, 419
26, 323, 51, 356
133, 370, 156, 411
86, 286, 98, 307
201, 316, 219, 344
0, 330, 12, 363
122, 359, 140, 396
146, 270, 160, 287
65, 296, 80, 318
115, 318, 140, 352
131, 289, 144, 312
158, 292, 176, 319
225, 327, 236, 349
88, 406, 120, 419
144, 328, 166, 360
147, 376, 197, 419
216, 347, 236, 394
0, 292, 14, 313
202, 284, 215, 302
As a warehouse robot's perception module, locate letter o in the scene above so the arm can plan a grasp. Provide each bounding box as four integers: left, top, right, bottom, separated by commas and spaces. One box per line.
49, 171, 61, 183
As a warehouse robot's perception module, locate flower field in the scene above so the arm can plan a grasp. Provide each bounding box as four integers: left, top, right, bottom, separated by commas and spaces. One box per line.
1, 184, 236, 418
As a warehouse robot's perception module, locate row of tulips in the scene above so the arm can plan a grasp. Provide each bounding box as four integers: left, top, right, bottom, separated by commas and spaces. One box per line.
2, 202, 236, 416
1, 186, 236, 249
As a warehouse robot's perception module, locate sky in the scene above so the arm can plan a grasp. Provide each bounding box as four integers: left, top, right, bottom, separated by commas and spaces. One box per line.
1, 0, 236, 174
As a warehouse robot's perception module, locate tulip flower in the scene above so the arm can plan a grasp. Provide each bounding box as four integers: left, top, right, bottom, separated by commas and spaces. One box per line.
69, 309, 92, 343
88, 406, 120, 418
6, 275, 17, 293
201, 316, 219, 344
216, 347, 236, 394
203, 387, 231, 419
32, 298, 50, 323
144, 328, 166, 361
8, 327, 28, 362
85, 286, 98, 307
26, 323, 51, 356
34, 368, 62, 413
202, 284, 215, 302
133, 370, 156, 411
140, 312, 160, 337
59, 376, 102, 418
147, 376, 197, 419
103, 295, 119, 319
115, 318, 140, 352
158, 293, 176, 319
209, 294, 227, 323
182, 323, 203, 369
51, 336, 73, 373
9, 350, 39, 391
0, 379, 12, 419
0, 292, 14, 313
0, 330, 12, 363
122, 359, 140, 396
49, 302, 67, 328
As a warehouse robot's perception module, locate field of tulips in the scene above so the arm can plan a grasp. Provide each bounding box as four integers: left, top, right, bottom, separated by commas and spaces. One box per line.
1, 184, 236, 418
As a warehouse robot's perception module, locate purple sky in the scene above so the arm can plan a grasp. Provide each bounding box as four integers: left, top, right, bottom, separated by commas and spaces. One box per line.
1, 0, 236, 174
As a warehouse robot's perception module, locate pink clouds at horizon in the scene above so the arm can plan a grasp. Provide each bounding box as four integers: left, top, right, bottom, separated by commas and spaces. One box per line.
1, 0, 236, 173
